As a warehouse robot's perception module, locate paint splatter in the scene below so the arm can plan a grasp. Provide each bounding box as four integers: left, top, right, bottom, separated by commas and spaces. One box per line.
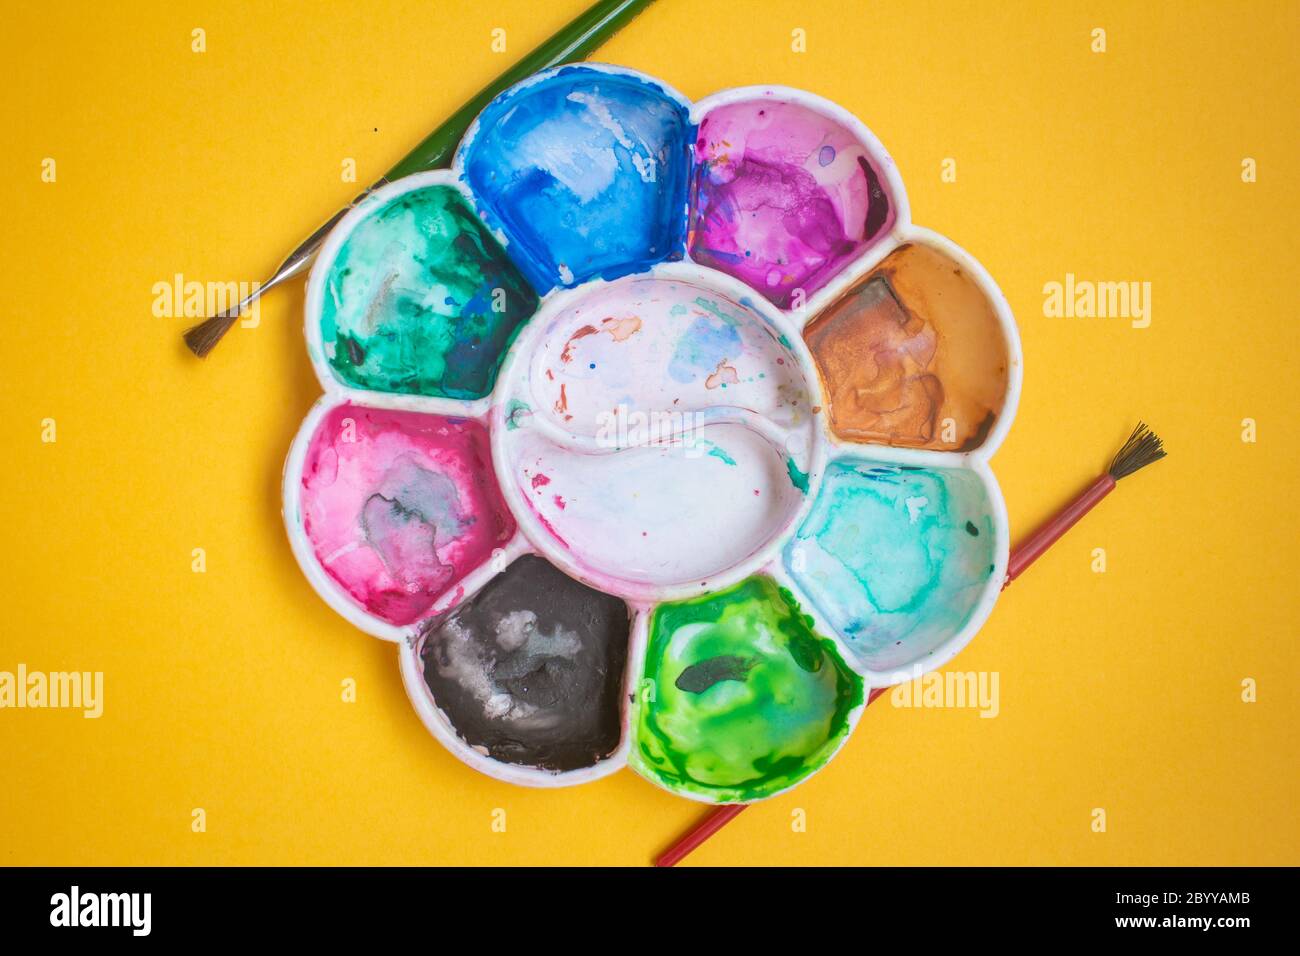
504, 399, 531, 430
699, 440, 737, 466
705, 360, 739, 389
786, 458, 809, 493
559, 325, 600, 363
602, 314, 642, 341
669, 316, 743, 385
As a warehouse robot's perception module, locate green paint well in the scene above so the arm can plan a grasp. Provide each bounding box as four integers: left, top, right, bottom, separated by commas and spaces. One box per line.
319, 185, 538, 399
632, 576, 864, 802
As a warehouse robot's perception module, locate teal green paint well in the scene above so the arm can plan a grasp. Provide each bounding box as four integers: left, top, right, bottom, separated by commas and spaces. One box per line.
319, 185, 539, 399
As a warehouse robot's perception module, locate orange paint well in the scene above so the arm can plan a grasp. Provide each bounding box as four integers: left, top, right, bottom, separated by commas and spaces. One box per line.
803, 242, 1010, 451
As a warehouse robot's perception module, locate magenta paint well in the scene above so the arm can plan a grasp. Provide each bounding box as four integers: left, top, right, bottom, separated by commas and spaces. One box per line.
298, 403, 515, 626
688, 97, 897, 309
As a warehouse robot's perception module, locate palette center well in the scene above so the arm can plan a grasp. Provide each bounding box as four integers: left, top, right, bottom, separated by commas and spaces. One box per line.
492, 271, 825, 600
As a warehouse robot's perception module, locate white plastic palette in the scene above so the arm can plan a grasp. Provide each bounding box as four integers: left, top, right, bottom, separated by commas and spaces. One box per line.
282, 64, 1021, 803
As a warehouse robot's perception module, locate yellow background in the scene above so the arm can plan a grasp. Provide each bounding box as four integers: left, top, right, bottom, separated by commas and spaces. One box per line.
3, 0, 1297, 866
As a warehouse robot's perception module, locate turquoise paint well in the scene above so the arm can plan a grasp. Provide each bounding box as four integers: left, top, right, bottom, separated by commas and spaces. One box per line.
784, 460, 996, 673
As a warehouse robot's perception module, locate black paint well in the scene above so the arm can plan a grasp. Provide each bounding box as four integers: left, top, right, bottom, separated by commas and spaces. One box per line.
418, 555, 631, 772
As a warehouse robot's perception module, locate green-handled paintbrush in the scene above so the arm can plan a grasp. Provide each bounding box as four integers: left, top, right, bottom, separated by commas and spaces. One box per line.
184, 0, 657, 358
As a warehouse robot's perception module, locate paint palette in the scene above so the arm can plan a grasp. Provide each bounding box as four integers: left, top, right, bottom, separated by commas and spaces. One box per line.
283, 65, 1021, 803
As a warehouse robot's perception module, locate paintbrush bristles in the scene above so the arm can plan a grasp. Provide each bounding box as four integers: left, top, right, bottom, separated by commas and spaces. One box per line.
1108, 421, 1167, 480
182, 312, 239, 358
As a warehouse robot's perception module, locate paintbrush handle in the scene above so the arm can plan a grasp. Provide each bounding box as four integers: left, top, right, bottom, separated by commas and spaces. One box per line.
386, 0, 656, 180
1003, 473, 1115, 585
655, 804, 746, 867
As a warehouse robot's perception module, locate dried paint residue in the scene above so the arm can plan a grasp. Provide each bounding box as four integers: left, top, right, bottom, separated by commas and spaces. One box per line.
419, 555, 630, 772
784, 460, 996, 672
319, 185, 537, 400
496, 276, 820, 592
803, 243, 1009, 451
461, 66, 691, 292
631, 575, 862, 802
689, 98, 895, 308
299, 404, 515, 625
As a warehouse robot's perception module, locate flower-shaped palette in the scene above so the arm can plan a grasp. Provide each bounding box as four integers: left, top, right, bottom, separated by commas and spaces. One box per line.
283, 65, 1021, 803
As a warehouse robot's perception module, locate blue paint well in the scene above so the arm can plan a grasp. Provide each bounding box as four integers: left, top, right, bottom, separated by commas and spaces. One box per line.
784, 460, 997, 673
460, 66, 692, 292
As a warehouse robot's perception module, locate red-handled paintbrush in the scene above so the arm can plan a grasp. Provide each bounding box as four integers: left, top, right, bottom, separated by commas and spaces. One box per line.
1003, 422, 1165, 585
655, 422, 1167, 867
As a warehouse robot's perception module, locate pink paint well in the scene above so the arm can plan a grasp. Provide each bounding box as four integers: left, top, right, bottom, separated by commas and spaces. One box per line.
688, 97, 897, 308
299, 403, 514, 626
